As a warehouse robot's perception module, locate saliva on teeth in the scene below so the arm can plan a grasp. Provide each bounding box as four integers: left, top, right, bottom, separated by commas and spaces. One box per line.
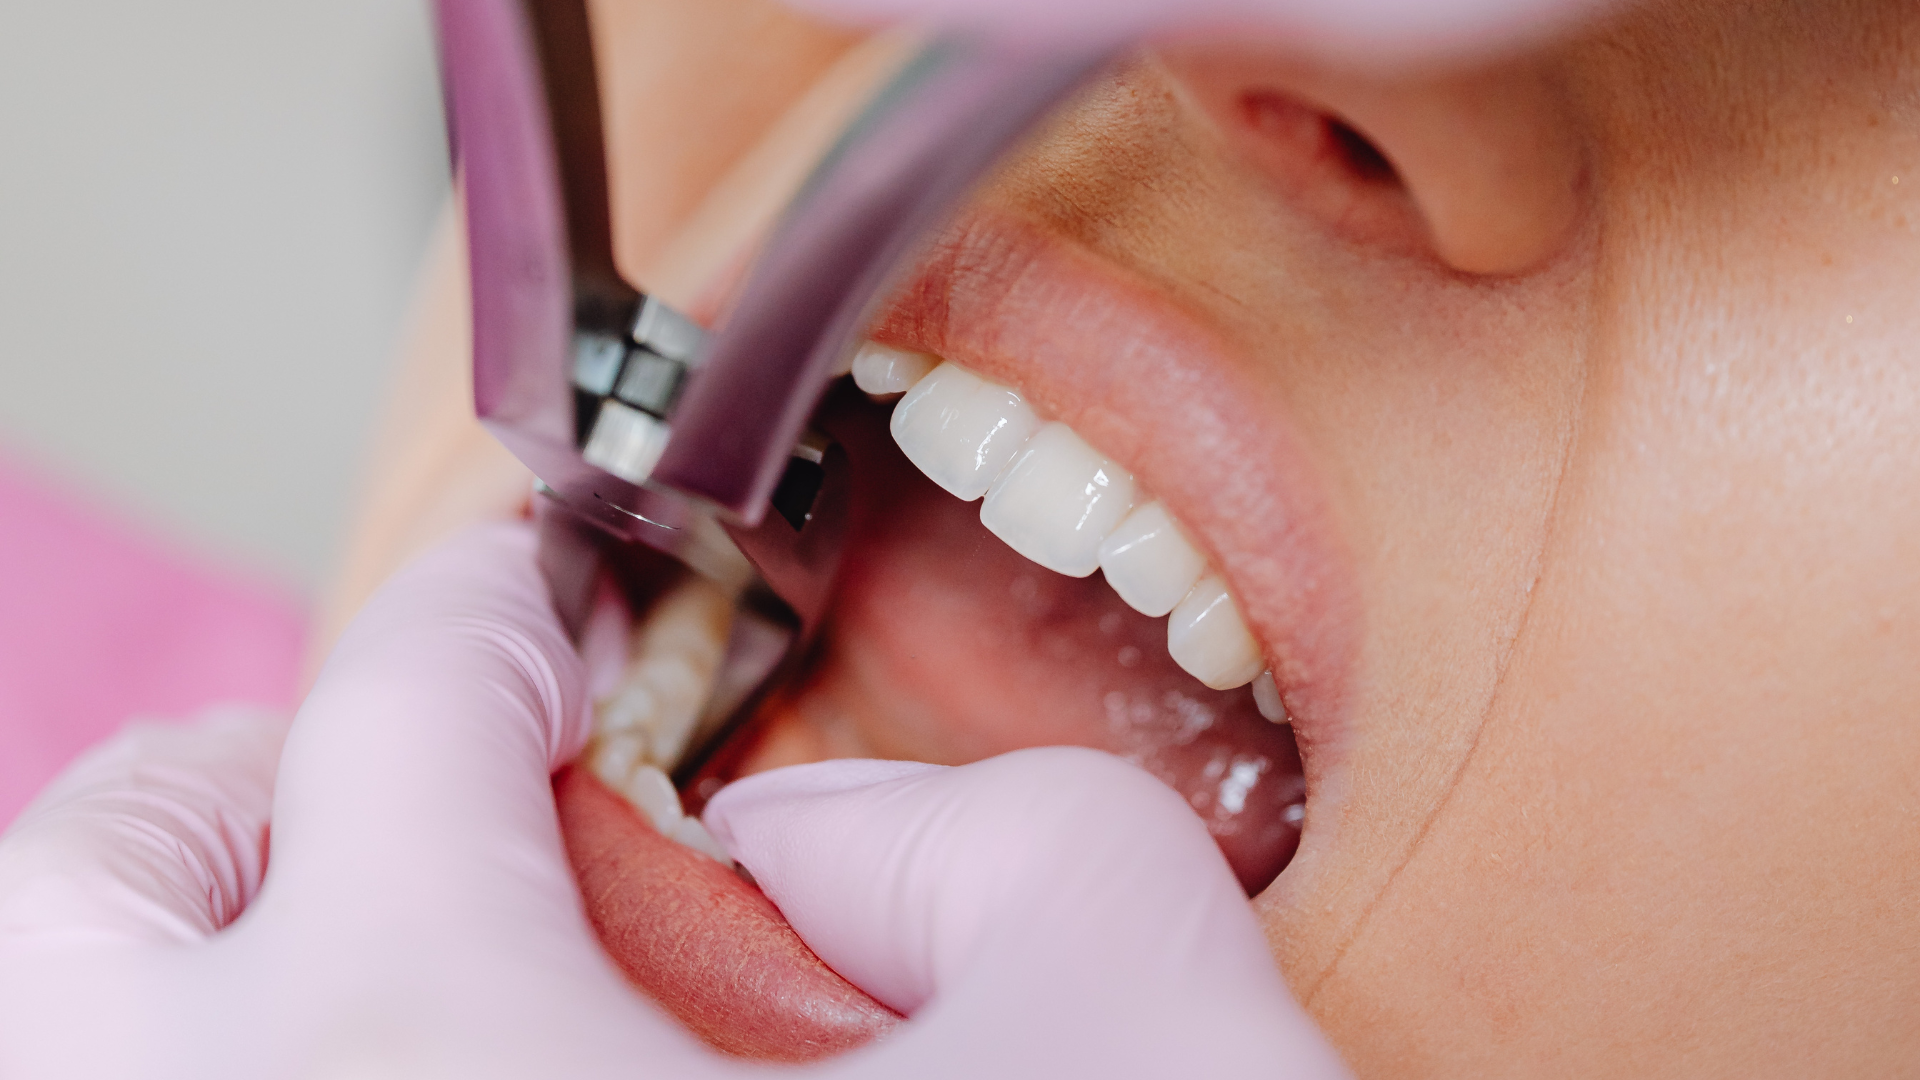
855, 344, 1290, 707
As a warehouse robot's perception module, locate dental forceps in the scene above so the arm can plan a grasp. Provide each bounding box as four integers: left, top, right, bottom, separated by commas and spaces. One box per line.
433, 0, 1110, 784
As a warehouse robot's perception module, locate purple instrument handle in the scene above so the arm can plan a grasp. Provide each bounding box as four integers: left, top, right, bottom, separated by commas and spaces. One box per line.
431, 0, 1112, 786
651, 39, 1112, 523
436, 0, 1110, 534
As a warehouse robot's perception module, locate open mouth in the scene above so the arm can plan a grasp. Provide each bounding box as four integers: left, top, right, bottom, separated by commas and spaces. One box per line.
555, 207, 1360, 1061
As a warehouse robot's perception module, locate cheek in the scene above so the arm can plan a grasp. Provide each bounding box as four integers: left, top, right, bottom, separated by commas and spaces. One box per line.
1309, 471, 1920, 1075
1234, 240, 1597, 995
1306, 199, 1920, 1070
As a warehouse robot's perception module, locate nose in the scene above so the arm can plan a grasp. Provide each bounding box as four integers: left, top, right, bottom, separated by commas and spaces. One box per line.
1167, 45, 1587, 276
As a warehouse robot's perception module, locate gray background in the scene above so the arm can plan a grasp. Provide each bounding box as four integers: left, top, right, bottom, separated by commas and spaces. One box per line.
0, 0, 449, 592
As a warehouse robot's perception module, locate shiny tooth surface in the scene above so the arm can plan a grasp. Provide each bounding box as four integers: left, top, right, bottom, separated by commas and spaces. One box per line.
980, 423, 1136, 577
889, 361, 1041, 500
1097, 500, 1207, 617
851, 341, 938, 396
1167, 577, 1265, 690
1251, 670, 1288, 724
881, 361, 1269, 697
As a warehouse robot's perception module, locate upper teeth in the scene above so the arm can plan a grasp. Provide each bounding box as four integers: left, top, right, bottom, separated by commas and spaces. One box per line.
850, 340, 938, 396
983, 422, 1137, 577
862, 348, 1276, 697
1097, 501, 1209, 617
887, 361, 1041, 499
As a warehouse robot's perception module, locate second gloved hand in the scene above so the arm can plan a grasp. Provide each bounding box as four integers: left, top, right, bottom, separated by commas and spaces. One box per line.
704, 749, 1348, 1078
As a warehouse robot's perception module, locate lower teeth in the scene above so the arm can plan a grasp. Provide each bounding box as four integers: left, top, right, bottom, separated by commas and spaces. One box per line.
586, 574, 737, 866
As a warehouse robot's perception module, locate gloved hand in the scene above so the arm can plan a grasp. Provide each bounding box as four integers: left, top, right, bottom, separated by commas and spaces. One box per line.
0, 522, 1347, 1078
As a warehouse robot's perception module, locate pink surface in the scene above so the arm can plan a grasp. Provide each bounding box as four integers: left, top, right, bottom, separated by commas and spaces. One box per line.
0, 457, 306, 827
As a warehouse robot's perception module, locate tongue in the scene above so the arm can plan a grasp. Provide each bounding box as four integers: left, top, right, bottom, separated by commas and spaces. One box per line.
555, 765, 900, 1061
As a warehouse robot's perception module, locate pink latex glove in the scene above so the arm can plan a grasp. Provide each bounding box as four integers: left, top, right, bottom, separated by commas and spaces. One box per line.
0, 522, 1347, 1077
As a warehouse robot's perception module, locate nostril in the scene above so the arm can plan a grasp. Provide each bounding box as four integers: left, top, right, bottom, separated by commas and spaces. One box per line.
1325, 117, 1398, 186
1236, 91, 1398, 187
1190, 54, 1586, 275
1228, 87, 1425, 254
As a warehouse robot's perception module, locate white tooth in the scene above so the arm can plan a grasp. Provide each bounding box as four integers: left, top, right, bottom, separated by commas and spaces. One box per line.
622, 764, 687, 835
1097, 500, 1207, 617
851, 341, 937, 395
593, 576, 732, 772
669, 816, 735, 867
587, 733, 646, 793
889, 362, 1041, 500
980, 423, 1136, 577
1252, 670, 1288, 723
1167, 576, 1265, 690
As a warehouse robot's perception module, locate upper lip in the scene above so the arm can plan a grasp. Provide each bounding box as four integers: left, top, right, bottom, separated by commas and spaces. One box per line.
867, 207, 1364, 804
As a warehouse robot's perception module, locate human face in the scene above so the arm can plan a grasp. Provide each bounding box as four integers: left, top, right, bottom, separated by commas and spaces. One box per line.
568, 0, 1920, 1073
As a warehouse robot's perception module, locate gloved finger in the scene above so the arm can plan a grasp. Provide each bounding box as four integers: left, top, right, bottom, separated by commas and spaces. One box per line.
783, 0, 1613, 59
235, 523, 757, 1080
704, 747, 1349, 1077
0, 709, 281, 945
259, 521, 593, 926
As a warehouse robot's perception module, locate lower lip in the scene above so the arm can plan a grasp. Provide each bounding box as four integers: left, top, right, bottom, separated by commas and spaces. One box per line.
555, 765, 899, 1061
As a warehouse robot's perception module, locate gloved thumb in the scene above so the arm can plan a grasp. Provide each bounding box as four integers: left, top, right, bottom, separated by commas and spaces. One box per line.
257, 521, 595, 931
703, 747, 1350, 1078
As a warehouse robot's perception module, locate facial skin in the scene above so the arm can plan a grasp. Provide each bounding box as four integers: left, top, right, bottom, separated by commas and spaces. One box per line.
323, 0, 1920, 1073
957, 7, 1920, 1070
